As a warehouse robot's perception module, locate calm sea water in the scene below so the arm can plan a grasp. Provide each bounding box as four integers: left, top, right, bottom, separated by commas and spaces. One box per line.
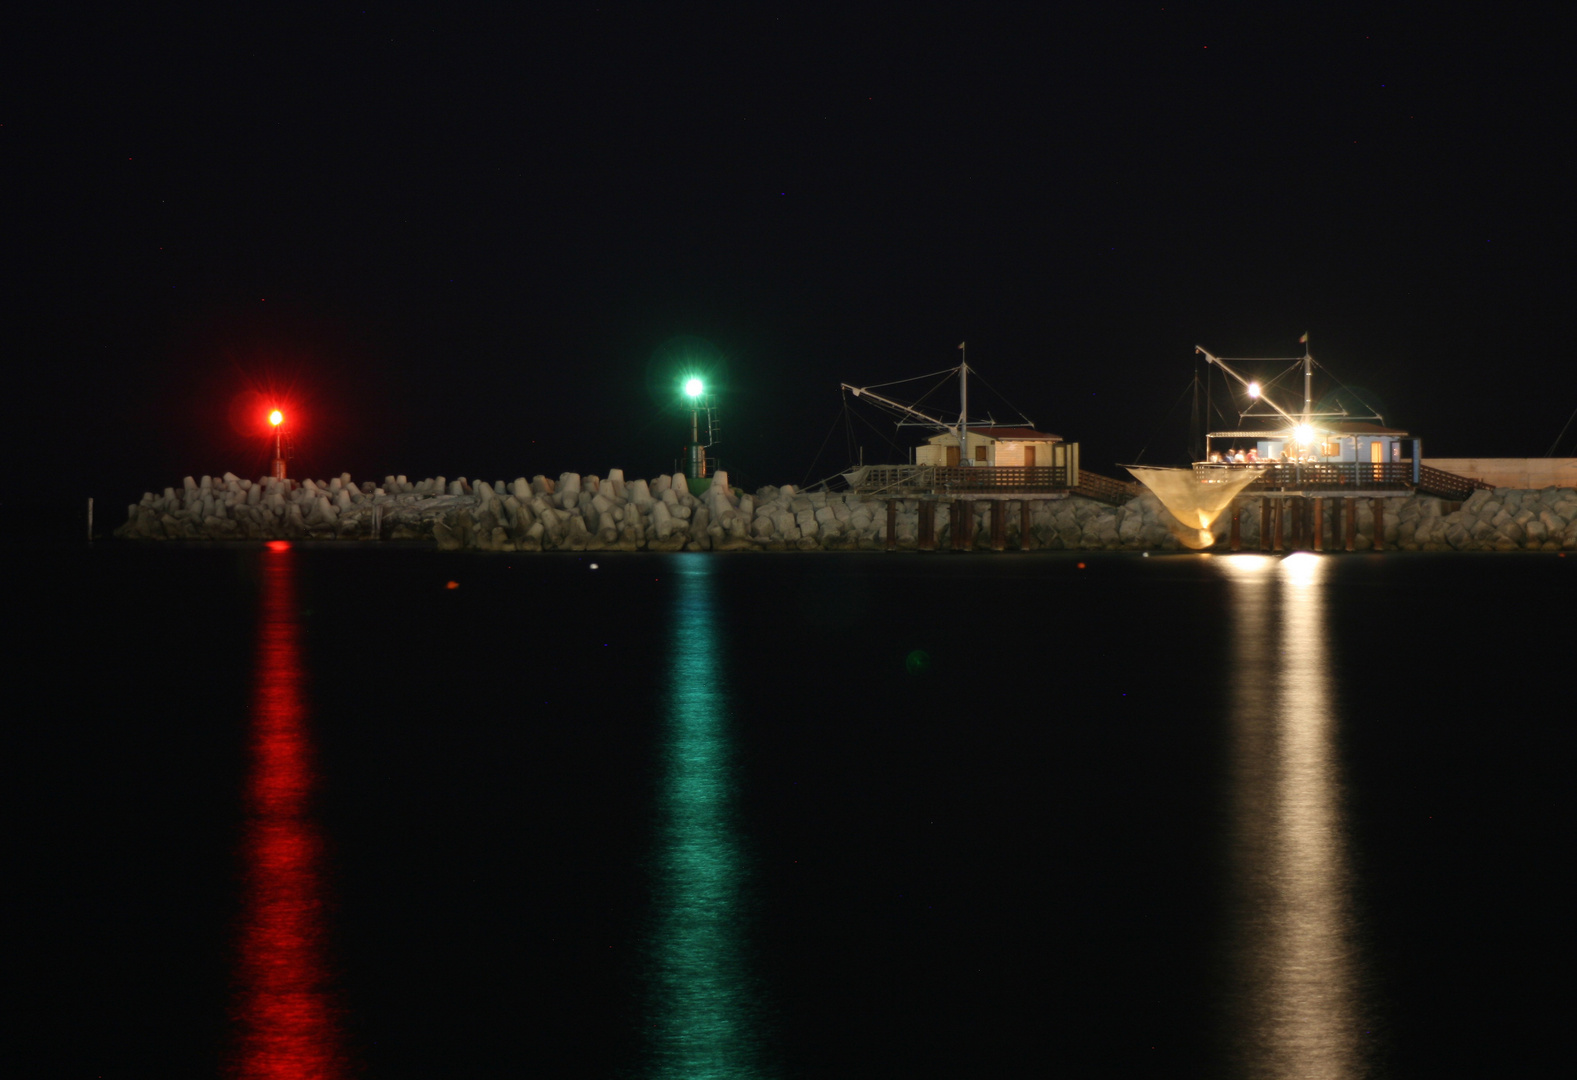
8, 545, 1573, 1078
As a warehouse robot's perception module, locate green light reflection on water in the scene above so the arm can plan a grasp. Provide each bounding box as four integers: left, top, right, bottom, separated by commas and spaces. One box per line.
646, 556, 770, 1079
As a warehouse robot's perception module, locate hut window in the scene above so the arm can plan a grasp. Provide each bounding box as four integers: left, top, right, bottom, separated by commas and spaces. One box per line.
975, 445, 988, 462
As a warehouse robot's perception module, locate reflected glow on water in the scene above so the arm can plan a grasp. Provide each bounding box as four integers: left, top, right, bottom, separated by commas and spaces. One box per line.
646, 556, 771, 1078
231, 542, 346, 1078
1223, 553, 1361, 1079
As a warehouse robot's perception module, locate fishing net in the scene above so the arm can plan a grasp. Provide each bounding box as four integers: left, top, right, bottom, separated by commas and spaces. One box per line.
1126, 466, 1265, 549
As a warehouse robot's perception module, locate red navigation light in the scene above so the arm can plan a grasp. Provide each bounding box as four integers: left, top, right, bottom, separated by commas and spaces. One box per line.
269, 410, 284, 427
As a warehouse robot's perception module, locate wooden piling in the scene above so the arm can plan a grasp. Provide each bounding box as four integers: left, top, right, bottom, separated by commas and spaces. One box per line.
1020, 500, 1033, 551
1273, 498, 1285, 552
1260, 498, 1272, 552
1344, 497, 1356, 552
990, 500, 1006, 551
918, 500, 936, 551
1313, 498, 1324, 552
885, 499, 897, 552
1372, 499, 1386, 551
1230, 504, 1241, 551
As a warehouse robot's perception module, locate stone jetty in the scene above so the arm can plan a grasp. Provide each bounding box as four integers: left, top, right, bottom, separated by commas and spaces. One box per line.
114, 470, 1577, 552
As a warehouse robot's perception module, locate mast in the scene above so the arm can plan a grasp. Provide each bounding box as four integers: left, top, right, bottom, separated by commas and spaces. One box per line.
958, 342, 969, 466
1302, 333, 1313, 430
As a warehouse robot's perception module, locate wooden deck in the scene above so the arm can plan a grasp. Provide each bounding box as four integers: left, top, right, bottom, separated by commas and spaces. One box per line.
1193, 462, 1488, 500
848, 465, 1140, 504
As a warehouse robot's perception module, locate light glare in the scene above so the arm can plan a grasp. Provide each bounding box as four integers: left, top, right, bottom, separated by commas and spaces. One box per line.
269, 410, 284, 426
1295, 424, 1315, 445
684, 378, 704, 399
1248, 381, 1261, 398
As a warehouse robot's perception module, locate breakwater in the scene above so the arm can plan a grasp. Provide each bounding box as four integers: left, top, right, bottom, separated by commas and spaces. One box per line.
114, 471, 1577, 552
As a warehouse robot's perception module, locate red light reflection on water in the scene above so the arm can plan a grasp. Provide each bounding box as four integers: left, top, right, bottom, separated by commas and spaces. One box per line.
232, 542, 346, 1079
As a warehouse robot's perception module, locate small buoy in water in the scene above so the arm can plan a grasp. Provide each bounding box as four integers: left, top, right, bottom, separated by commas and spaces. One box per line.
589, 562, 599, 569
1142, 552, 1149, 557
445, 580, 459, 590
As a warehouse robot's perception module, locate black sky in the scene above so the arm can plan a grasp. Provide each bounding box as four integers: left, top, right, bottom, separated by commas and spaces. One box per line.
10, 5, 1575, 513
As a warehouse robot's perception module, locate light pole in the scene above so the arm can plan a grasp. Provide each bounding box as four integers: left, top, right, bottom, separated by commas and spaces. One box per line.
269, 409, 286, 479
683, 378, 707, 480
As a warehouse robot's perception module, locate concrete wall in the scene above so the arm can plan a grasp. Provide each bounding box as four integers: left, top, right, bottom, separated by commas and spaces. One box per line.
1425, 458, 1577, 489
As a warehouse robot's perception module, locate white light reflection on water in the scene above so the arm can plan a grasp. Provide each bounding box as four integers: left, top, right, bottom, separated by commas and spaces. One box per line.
645, 556, 773, 1078
1222, 553, 1364, 1079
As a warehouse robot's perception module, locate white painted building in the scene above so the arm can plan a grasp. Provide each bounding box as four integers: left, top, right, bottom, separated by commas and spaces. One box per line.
914, 426, 1064, 467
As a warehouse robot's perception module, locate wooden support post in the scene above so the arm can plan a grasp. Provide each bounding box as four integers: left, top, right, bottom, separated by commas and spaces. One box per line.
990, 499, 1006, 551
1372, 499, 1386, 551
919, 500, 936, 551
949, 500, 963, 551
1260, 498, 1272, 552
1329, 496, 1341, 552
1344, 497, 1356, 552
1273, 498, 1285, 552
1313, 498, 1324, 552
1230, 503, 1241, 551
886, 499, 897, 552
1020, 500, 1033, 551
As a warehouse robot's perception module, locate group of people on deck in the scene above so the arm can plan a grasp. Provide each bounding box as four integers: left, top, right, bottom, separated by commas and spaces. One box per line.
1209, 447, 1326, 465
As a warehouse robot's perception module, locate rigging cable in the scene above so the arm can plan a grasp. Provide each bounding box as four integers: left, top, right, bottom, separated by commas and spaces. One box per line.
963, 367, 1034, 427
1547, 403, 1577, 457
1131, 376, 1202, 465
801, 396, 853, 488
1308, 356, 1385, 419
857, 367, 962, 390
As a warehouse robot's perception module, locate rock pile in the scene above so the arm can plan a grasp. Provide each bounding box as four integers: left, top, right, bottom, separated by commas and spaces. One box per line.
1400, 487, 1577, 551
114, 471, 1577, 552
115, 469, 1188, 550
1209, 488, 1577, 551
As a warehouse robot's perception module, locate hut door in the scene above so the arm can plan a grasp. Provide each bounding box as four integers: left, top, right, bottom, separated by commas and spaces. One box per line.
1370, 442, 1383, 463
1024, 445, 1036, 467
946, 445, 960, 467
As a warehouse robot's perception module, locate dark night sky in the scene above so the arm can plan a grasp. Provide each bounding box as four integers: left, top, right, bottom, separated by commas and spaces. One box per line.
10, 5, 1575, 516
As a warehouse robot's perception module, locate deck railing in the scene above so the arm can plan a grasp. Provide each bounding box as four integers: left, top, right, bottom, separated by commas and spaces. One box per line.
1071, 470, 1142, 505
1191, 461, 1491, 499
1415, 464, 1491, 500
853, 465, 1074, 495
1194, 461, 1414, 490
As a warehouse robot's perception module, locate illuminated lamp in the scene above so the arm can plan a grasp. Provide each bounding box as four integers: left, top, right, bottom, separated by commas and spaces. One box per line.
1294, 424, 1315, 445
269, 409, 288, 480
1247, 381, 1261, 399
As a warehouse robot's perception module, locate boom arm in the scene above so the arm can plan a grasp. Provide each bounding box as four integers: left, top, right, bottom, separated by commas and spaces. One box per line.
841, 383, 963, 444
1195, 347, 1301, 426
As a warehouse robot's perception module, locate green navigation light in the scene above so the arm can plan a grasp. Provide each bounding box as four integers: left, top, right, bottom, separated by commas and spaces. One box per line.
684, 377, 705, 399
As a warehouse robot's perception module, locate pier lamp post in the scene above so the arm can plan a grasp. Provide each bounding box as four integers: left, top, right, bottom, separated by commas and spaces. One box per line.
269, 409, 287, 479
683, 378, 707, 480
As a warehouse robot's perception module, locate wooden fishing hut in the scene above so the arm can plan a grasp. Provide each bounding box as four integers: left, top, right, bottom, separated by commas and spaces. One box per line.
834, 347, 1138, 551
1194, 342, 1489, 552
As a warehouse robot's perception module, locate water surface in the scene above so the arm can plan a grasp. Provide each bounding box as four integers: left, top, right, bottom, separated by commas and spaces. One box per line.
9, 546, 1573, 1077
